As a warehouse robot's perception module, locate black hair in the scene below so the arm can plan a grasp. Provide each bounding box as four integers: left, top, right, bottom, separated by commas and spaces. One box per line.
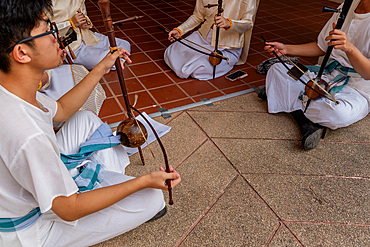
0, 0, 53, 73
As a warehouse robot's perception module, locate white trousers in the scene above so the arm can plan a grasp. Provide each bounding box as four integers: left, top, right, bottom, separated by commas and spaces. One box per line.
39, 111, 165, 247
164, 30, 242, 80
266, 63, 369, 130
71, 32, 131, 70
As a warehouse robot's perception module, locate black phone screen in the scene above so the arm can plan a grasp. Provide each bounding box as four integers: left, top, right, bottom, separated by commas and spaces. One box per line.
225, 70, 247, 80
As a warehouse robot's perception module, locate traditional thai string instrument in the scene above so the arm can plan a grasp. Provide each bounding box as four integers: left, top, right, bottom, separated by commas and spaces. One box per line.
97, 0, 173, 205
205, 0, 224, 79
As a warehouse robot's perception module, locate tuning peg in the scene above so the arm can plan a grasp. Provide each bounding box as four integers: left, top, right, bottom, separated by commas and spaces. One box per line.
322, 6, 340, 13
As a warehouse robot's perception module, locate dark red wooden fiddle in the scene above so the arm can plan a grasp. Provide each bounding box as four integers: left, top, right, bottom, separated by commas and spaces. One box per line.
98, 0, 173, 205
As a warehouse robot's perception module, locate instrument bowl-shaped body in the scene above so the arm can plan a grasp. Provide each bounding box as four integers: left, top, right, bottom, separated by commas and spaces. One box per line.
209, 50, 223, 66
117, 119, 148, 148
305, 79, 327, 100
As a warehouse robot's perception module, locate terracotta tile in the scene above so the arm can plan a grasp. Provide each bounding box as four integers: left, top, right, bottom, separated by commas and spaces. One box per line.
125, 92, 157, 109
249, 79, 266, 87
165, 71, 189, 83
98, 98, 123, 118
107, 78, 144, 96
103, 71, 118, 83
244, 67, 267, 82
129, 62, 162, 77
100, 113, 126, 125
222, 84, 251, 94
210, 75, 247, 90
122, 28, 147, 37
192, 91, 224, 102
179, 80, 217, 96
154, 59, 171, 71
125, 78, 145, 92
129, 35, 156, 44
146, 49, 165, 61
245, 53, 270, 67
101, 83, 112, 98
130, 52, 151, 63
149, 85, 188, 103
137, 41, 166, 52
138, 73, 175, 89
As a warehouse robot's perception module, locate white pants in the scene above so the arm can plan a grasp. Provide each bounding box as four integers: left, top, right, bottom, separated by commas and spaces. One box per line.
164, 30, 242, 80
38, 111, 165, 247
266, 63, 369, 130
71, 32, 131, 70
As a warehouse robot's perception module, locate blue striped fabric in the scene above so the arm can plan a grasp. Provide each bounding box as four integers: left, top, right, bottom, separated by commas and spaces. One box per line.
0, 207, 41, 232
61, 123, 121, 191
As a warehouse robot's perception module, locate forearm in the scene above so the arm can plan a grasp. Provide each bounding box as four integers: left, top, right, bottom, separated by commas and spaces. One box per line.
285, 42, 325, 57
346, 46, 370, 80
54, 64, 106, 122
52, 175, 148, 221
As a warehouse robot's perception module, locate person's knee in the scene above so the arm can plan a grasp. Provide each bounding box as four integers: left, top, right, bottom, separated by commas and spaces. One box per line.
70, 110, 102, 127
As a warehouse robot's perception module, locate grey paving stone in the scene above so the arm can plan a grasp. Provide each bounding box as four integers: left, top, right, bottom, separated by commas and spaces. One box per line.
95, 140, 237, 246
268, 223, 302, 246
286, 223, 370, 246
244, 174, 370, 224
181, 176, 279, 247
188, 110, 300, 140
213, 138, 370, 177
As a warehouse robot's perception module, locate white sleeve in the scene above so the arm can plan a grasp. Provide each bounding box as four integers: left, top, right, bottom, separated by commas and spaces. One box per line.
10, 133, 78, 213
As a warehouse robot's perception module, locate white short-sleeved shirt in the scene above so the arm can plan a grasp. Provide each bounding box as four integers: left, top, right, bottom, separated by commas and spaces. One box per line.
317, 8, 370, 98
0, 85, 78, 218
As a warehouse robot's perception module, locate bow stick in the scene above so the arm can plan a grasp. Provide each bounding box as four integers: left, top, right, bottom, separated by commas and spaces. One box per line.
158, 26, 229, 62
113, 16, 144, 27
304, 0, 354, 112
98, 0, 174, 205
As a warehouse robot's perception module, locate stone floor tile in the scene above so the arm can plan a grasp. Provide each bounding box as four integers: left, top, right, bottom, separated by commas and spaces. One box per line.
287, 223, 370, 246
187, 111, 299, 140
95, 141, 238, 246
181, 176, 279, 246
244, 174, 370, 224
213, 139, 370, 177
268, 223, 301, 246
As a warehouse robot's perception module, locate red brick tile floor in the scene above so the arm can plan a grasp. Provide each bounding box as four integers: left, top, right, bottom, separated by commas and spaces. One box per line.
84, 0, 340, 125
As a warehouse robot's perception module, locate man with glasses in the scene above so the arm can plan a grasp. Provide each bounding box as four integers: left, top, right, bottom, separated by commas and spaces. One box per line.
0, 0, 181, 246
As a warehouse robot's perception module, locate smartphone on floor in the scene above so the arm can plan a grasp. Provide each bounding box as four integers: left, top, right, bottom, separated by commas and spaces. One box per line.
225, 70, 248, 81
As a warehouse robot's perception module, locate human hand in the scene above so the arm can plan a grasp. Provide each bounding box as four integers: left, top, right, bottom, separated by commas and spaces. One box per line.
214, 15, 230, 29
97, 48, 132, 74
326, 22, 354, 53
71, 12, 86, 27
168, 29, 180, 42
145, 166, 181, 191
264, 42, 287, 56
71, 12, 92, 29
59, 49, 67, 65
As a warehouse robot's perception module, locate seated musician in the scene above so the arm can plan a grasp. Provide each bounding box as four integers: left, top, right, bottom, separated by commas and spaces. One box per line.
164, 0, 259, 80
262, 0, 370, 150
50, 0, 131, 70
0, 0, 181, 246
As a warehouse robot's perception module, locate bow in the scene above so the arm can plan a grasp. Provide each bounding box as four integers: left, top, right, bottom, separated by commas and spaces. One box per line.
158, 26, 228, 62
98, 0, 174, 205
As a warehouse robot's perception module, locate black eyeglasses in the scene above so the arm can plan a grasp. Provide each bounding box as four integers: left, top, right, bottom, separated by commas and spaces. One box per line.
6, 20, 59, 54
